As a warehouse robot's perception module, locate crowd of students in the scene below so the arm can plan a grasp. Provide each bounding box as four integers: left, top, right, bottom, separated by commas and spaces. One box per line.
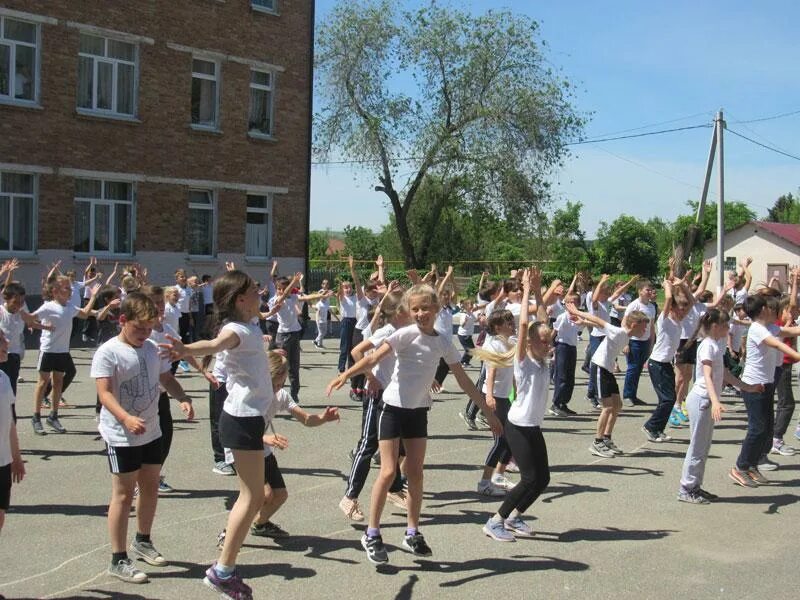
0, 254, 798, 599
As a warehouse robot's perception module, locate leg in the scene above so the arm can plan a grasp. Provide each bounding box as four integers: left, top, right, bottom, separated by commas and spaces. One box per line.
623, 340, 646, 400
219, 450, 266, 567
135, 464, 162, 537
552, 344, 568, 407
49, 371, 65, 411
158, 393, 173, 467
255, 486, 288, 525
108, 471, 138, 553
586, 336, 602, 399
61, 355, 77, 393
345, 395, 381, 499
210, 385, 227, 465
737, 389, 769, 470
402, 437, 427, 530
774, 366, 794, 440
287, 332, 301, 401
680, 392, 715, 493
644, 361, 676, 433
562, 345, 577, 407
33, 370, 51, 415
368, 439, 401, 529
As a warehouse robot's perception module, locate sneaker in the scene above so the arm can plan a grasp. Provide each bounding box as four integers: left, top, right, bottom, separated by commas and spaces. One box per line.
770, 439, 796, 456
361, 534, 389, 564
130, 539, 167, 566
349, 389, 361, 402
212, 461, 236, 476
505, 460, 520, 473
548, 404, 567, 417
482, 518, 515, 542
475, 414, 490, 430
590, 440, 615, 458
312, 340, 321, 348
729, 467, 757, 488
561, 405, 577, 416
623, 397, 636, 407
46, 414, 66, 433
677, 490, 710, 505
109, 558, 148, 583
679, 403, 689, 419
491, 473, 517, 490
459, 411, 478, 431
656, 431, 672, 442
401, 532, 432, 556
586, 396, 600, 410
747, 468, 770, 485
758, 456, 779, 471
32, 417, 46, 436
669, 411, 683, 428
158, 476, 174, 495
216, 529, 226, 550
642, 426, 659, 443
203, 563, 253, 600
339, 496, 365, 521
504, 515, 534, 538
632, 398, 648, 406
386, 490, 408, 510
477, 480, 506, 497
372, 453, 381, 467
178, 360, 190, 373
697, 488, 719, 501
251, 521, 289, 538
603, 438, 624, 455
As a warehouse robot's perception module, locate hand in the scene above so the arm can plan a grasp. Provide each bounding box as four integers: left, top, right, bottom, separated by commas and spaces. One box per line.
744, 257, 753, 267
11, 456, 25, 483
486, 395, 496, 411
530, 268, 542, 291
724, 278, 736, 292
158, 334, 187, 361
746, 383, 765, 394
225, 261, 236, 271
375, 255, 384, 268
322, 406, 340, 422
123, 414, 146, 435
485, 412, 503, 436
703, 259, 713, 273
564, 301, 579, 316
710, 400, 726, 423
108, 298, 122, 309
326, 373, 348, 396
203, 371, 221, 389
179, 401, 195, 420
348, 255, 355, 270
520, 268, 531, 293
264, 433, 289, 450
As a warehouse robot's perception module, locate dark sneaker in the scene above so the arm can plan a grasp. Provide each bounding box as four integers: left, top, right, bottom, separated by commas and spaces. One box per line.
459, 411, 478, 431
642, 426, 659, 443
32, 417, 46, 436
251, 521, 289, 538
109, 558, 148, 583
561, 406, 577, 416
401, 532, 432, 557
729, 467, 757, 488
632, 397, 648, 406
696, 488, 718, 501
677, 491, 710, 505
203, 563, 253, 600
46, 414, 66, 434
361, 533, 389, 564
158, 476, 175, 494
548, 404, 567, 417
130, 539, 167, 566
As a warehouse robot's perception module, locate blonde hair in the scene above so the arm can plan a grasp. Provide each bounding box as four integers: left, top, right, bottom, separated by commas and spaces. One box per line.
403, 284, 438, 311
626, 310, 649, 325
472, 321, 551, 368
268, 350, 289, 383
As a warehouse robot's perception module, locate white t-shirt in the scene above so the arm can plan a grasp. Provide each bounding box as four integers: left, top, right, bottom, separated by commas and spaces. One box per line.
0, 305, 25, 355
680, 303, 706, 339
729, 321, 749, 353
369, 323, 397, 389
263, 388, 298, 457
509, 354, 549, 427
381, 325, 460, 409
339, 294, 357, 319
434, 307, 454, 338
221, 321, 273, 417
741, 322, 781, 385
33, 301, 80, 353
624, 298, 656, 341
315, 296, 330, 322
91, 337, 170, 447
356, 296, 378, 331
176, 285, 191, 313
0, 371, 13, 466
482, 336, 514, 398
457, 311, 478, 337
554, 312, 579, 347
609, 293, 630, 320
549, 298, 565, 321
649, 313, 682, 363
149, 324, 180, 392
731, 287, 748, 305
692, 338, 724, 398
591, 324, 630, 372
212, 350, 228, 384
164, 303, 181, 334
202, 284, 214, 306
69, 281, 85, 307
276, 295, 301, 333
588, 293, 610, 337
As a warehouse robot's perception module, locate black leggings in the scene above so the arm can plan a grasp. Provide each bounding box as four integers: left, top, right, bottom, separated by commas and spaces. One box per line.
464, 364, 487, 420
497, 423, 550, 519
158, 392, 173, 465
484, 397, 512, 467
210, 383, 228, 464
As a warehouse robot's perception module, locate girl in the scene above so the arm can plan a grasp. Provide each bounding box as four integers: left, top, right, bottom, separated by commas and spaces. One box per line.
160, 270, 271, 600
679, 309, 761, 503
0, 330, 25, 535
313, 279, 331, 349
456, 298, 480, 366
327, 284, 501, 565
481, 268, 551, 541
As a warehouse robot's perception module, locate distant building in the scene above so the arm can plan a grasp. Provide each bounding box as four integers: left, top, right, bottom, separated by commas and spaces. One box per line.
0, 1, 312, 289
703, 221, 800, 290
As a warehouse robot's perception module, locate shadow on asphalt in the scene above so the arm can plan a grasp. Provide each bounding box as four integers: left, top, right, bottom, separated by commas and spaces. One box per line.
715, 491, 800, 514
552, 463, 664, 477
8, 503, 108, 517
534, 527, 676, 543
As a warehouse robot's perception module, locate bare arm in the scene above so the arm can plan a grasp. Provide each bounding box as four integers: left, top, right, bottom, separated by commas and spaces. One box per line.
436, 265, 454, 298
742, 257, 753, 292
348, 255, 364, 301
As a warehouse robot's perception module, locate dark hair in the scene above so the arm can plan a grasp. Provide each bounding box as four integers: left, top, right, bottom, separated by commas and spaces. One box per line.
698, 290, 713, 303
688, 307, 730, 345
201, 274, 211, 283
479, 282, 499, 302
141, 285, 164, 299
2, 282, 25, 299
487, 309, 513, 335
364, 280, 379, 293
213, 270, 254, 326
743, 294, 767, 320
502, 278, 521, 294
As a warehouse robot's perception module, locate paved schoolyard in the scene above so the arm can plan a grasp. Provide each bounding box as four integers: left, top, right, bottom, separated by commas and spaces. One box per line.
0, 338, 797, 600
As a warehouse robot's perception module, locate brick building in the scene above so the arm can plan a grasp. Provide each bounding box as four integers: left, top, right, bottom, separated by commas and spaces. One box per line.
0, 0, 312, 289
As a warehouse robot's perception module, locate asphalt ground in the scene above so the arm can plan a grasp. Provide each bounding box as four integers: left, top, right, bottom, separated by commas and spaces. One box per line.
0, 336, 797, 600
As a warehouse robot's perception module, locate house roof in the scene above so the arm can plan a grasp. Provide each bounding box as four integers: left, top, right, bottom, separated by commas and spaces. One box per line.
752, 221, 800, 247
326, 238, 345, 255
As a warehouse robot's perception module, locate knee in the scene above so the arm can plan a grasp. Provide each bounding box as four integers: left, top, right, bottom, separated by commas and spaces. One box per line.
271, 487, 288, 507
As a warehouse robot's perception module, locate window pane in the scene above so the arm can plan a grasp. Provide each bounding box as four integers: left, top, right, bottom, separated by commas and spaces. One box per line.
76, 179, 101, 198
1, 173, 33, 194
246, 217, 269, 257
109, 39, 134, 61
0, 44, 9, 96
74, 201, 90, 252
4, 19, 36, 43
191, 77, 216, 125
252, 0, 276, 10
192, 59, 215, 76
249, 88, 266, 133
251, 70, 270, 87
14, 44, 34, 100
79, 34, 104, 56
189, 190, 211, 206
77, 56, 94, 108
114, 203, 131, 254
247, 195, 268, 209
188, 207, 213, 255
116, 62, 134, 114
105, 181, 130, 201
0, 196, 9, 251
97, 61, 112, 110
94, 203, 110, 251
12, 196, 33, 251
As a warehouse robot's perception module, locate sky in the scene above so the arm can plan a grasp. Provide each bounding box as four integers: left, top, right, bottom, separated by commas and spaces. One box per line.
310, 0, 800, 238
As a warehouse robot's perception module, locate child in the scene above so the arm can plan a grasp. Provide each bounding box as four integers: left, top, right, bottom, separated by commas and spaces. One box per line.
32, 276, 98, 434
160, 270, 272, 599
457, 298, 480, 366
92, 293, 173, 584
772, 269, 799, 456
0, 330, 25, 535
564, 301, 649, 458
337, 277, 358, 375
163, 287, 182, 341
551, 293, 581, 416
622, 279, 657, 407
313, 279, 332, 349
678, 309, 760, 504
349, 255, 382, 400
327, 284, 501, 564
482, 268, 551, 541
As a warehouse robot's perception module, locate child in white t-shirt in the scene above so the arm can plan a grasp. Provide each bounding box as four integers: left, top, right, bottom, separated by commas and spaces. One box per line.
551, 293, 581, 416
313, 279, 332, 348
0, 330, 25, 535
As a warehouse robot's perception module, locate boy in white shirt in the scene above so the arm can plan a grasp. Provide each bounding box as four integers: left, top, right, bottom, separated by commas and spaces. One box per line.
622, 279, 657, 407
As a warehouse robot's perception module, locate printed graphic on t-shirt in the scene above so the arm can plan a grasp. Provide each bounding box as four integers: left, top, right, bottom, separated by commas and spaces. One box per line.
119, 353, 160, 415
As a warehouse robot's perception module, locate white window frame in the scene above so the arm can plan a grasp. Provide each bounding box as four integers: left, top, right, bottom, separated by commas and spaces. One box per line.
251, 0, 279, 16
245, 194, 273, 260
77, 33, 138, 118
723, 256, 737, 273
0, 15, 41, 106
248, 68, 275, 139
187, 189, 216, 257
190, 56, 220, 131
73, 179, 135, 256
0, 170, 37, 255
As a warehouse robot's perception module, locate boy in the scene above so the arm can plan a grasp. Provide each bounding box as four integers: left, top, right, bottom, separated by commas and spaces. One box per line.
622, 279, 657, 407
92, 292, 186, 583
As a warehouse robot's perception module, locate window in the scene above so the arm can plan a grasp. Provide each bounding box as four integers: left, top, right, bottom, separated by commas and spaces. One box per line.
77, 33, 137, 116
188, 190, 215, 256
723, 256, 737, 272
191, 58, 219, 129
0, 172, 35, 253
251, 0, 277, 13
246, 194, 272, 258
0, 16, 38, 103
74, 179, 134, 255
248, 70, 274, 136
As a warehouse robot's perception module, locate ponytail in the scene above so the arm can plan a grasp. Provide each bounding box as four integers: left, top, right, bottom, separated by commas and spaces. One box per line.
686, 308, 729, 347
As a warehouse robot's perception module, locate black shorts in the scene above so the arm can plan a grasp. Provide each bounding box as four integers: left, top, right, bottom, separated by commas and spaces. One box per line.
219, 411, 265, 450
106, 437, 162, 474
37, 352, 73, 373
675, 339, 698, 365
377, 403, 429, 440
264, 453, 286, 490
0, 463, 10, 510
596, 367, 619, 400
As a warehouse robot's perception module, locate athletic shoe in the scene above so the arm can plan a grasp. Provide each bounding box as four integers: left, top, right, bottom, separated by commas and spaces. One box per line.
459, 411, 478, 431
505, 460, 520, 473
475, 414, 490, 430
590, 440, 615, 458
130, 539, 167, 566
339, 496, 365, 521
631, 398, 648, 406
729, 467, 757, 488
401, 532, 432, 556
669, 407, 685, 427
504, 515, 534, 538
697, 488, 719, 501
561, 405, 577, 416
656, 431, 672, 442
586, 396, 600, 410
158, 476, 174, 495
212, 462, 236, 476
251, 521, 289, 538
109, 558, 148, 583
46, 414, 66, 434
386, 490, 408, 510
770, 439, 796, 456
178, 360, 190, 373
312, 340, 321, 348
32, 417, 46, 436
679, 403, 689, 419
757, 456, 779, 472
361, 534, 389, 564
580, 364, 590, 374
603, 438, 624, 455
477, 480, 506, 497
642, 426, 659, 442
216, 529, 226, 550
372, 453, 381, 466
483, 518, 515, 542
491, 473, 517, 490
677, 491, 710, 505
548, 404, 567, 417
747, 468, 769, 485
203, 563, 253, 600
623, 397, 636, 407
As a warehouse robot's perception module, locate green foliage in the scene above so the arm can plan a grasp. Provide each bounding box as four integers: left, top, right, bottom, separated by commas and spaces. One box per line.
309, 231, 330, 260
549, 201, 594, 269
594, 215, 660, 277
672, 200, 755, 256
766, 193, 800, 223
342, 226, 381, 260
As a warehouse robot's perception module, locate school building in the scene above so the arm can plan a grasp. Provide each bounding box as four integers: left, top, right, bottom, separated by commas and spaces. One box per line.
0, 1, 312, 290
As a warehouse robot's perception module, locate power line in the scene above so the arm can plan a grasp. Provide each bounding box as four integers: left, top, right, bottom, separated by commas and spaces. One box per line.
726, 128, 800, 162
567, 124, 712, 146
730, 108, 800, 125
582, 110, 714, 139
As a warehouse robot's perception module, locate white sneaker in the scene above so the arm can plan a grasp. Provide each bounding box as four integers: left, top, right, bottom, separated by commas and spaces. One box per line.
771, 439, 796, 456
758, 456, 779, 471
491, 474, 517, 490
477, 480, 506, 497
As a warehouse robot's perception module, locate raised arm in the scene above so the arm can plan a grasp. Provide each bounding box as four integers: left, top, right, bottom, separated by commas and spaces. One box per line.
694, 260, 712, 299
564, 299, 607, 330
742, 257, 753, 292
348, 255, 364, 301
609, 274, 639, 303
790, 266, 799, 309
516, 268, 534, 362
566, 273, 579, 297
436, 265, 454, 299
591, 274, 609, 309
660, 279, 674, 317
375, 255, 385, 286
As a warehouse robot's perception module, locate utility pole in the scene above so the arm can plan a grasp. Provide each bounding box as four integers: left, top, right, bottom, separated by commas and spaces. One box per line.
715, 109, 725, 294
